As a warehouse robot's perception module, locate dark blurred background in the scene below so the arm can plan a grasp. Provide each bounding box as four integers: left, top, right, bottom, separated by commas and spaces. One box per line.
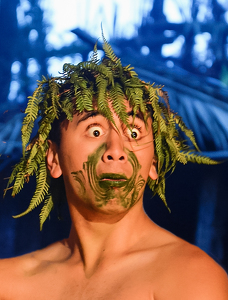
0, 0, 228, 271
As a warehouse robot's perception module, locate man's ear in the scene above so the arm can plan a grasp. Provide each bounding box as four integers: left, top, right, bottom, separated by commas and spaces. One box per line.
148, 158, 158, 180
46, 140, 62, 178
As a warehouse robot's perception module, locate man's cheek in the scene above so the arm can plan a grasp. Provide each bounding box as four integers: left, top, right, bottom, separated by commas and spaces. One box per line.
70, 143, 146, 209
69, 144, 105, 199
71, 170, 86, 197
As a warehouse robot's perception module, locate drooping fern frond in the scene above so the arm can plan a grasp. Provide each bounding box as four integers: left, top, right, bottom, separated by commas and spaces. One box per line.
174, 114, 200, 151
48, 79, 62, 118
39, 194, 54, 231
21, 81, 44, 155
109, 82, 129, 126
181, 151, 218, 165
125, 85, 146, 119
4, 158, 26, 196
74, 79, 93, 112
13, 160, 49, 219
61, 97, 74, 121
96, 75, 115, 126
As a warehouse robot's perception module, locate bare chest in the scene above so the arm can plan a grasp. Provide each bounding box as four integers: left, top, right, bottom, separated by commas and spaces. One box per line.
5, 261, 155, 300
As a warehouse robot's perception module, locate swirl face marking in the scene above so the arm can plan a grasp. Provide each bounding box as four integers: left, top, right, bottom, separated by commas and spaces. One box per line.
71, 144, 145, 209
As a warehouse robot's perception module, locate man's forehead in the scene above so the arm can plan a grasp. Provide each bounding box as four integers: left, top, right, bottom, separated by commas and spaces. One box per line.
75, 108, 150, 125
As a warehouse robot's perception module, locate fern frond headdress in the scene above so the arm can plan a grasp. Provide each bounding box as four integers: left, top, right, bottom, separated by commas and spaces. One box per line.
4, 37, 217, 230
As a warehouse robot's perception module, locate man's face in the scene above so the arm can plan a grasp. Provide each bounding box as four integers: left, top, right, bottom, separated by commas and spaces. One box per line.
47, 100, 157, 218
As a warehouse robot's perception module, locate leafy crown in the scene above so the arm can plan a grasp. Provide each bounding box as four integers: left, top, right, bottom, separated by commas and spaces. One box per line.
4, 35, 217, 230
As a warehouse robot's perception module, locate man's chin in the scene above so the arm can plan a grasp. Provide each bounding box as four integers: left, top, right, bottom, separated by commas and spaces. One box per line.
95, 194, 138, 214
105, 198, 119, 206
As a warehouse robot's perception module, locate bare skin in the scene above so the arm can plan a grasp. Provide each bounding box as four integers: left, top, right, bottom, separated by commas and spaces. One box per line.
0, 105, 227, 299
0, 207, 227, 300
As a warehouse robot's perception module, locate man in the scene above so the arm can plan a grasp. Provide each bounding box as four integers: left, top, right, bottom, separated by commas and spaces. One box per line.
1, 39, 228, 299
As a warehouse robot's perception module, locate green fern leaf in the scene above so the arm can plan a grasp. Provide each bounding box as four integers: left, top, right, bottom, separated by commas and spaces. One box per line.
110, 82, 129, 126
96, 75, 114, 125
175, 115, 200, 151
74, 83, 93, 112
183, 151, 218, 165
61, 97, 74, 120
21, 82, 45, 155
13, 161, 49, 218
39, 194, 53, 230
102, 31, 121, 66
90, 41, 99, 64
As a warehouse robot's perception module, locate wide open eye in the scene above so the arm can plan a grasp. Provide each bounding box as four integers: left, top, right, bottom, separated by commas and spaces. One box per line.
87, 126, 104, 138
131, 130, 138, 139
126, 127, 141, 140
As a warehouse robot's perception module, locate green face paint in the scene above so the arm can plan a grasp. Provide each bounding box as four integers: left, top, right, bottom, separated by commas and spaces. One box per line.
98, 173, 128, 189
71, 143, 145, 209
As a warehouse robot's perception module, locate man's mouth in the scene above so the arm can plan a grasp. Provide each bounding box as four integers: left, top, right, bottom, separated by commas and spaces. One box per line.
99, 173, 128, 188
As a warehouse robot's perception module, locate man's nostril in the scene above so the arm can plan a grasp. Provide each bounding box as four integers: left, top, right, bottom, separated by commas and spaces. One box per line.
106, 155, 125, 161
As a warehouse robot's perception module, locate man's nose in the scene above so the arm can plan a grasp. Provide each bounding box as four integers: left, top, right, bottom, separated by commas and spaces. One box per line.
102, 129, 127, 162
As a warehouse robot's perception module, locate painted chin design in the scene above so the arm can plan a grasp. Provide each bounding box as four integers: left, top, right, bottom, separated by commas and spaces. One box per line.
71, 143, 145, 209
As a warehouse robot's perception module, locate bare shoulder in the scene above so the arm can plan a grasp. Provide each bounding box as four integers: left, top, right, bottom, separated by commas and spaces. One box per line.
0, 239, 70, 274
153, 230, 228, 299
0, 239, 70, 297
176, 243, 228, 299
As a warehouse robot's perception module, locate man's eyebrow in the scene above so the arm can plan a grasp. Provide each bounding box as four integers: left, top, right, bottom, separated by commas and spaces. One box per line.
77, 111, 100, 124
127, 110, 144, 121
77, 109, 146, 125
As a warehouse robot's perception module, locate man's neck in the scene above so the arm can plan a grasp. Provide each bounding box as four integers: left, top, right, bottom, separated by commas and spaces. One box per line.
65, 200, 153, 277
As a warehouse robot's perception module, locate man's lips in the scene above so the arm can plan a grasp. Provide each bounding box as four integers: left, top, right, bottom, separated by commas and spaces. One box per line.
99, 173, 128, 188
